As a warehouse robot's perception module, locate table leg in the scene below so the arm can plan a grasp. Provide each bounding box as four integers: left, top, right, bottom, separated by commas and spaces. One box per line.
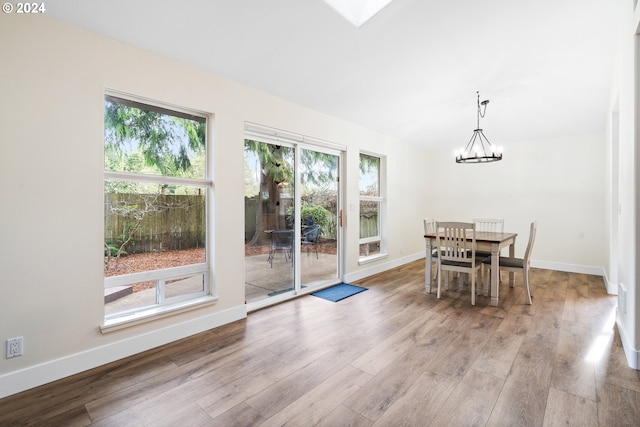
490, 249, 499, 306
509, 241, 515, 287
425, 240, 432, 293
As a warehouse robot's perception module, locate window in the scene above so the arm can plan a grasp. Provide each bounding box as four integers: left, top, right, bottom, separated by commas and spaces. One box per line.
359, 152, 386, 262
103, 93, 212, 330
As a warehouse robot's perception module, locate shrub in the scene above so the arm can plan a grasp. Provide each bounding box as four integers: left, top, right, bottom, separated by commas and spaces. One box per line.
299, 204, 331, 232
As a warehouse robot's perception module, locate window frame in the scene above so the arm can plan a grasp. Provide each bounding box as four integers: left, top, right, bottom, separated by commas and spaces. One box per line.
101, 91, 215, 332
358, 151, 387, 264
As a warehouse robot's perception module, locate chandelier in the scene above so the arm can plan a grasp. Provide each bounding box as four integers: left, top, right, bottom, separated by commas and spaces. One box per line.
455, 91, 503, 163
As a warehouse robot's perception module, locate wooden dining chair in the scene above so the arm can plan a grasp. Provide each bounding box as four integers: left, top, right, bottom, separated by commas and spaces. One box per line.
482, 221, 537, 304
473, 218, 505, 233
474, 217, 505, 287
423, 218, 439, 282
473, 218, 505, 259
436, 221, 482, 305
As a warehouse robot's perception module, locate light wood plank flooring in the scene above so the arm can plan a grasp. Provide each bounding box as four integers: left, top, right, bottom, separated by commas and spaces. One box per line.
1, 261, 639, 426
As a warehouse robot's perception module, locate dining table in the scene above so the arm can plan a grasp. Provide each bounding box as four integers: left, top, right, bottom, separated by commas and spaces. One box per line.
423, 231, 518, 306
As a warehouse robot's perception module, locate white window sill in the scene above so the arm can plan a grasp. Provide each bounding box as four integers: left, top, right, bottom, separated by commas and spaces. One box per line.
100, 295, 218, 333
358, 253, 388, 265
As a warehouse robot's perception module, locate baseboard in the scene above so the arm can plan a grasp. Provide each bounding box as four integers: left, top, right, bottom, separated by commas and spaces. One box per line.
0, 305, 247, 399
530, 259, 605, 277
344, 251, 423, 284
601, 269, 618, 295
616, 308, 639, 370
345, 255, 607, 286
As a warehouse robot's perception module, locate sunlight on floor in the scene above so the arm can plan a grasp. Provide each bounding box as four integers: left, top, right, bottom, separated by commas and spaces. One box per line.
585, 306, 617, 364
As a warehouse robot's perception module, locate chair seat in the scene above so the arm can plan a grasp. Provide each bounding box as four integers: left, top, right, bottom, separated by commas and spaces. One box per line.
432, 249, 450, 257
482, 256, 524, 269
441, 259, 473, 268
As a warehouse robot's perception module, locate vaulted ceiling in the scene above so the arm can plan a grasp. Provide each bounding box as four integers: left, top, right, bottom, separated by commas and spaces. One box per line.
46, 0, 622, 150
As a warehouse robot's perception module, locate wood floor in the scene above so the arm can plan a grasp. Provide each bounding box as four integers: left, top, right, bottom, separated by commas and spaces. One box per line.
2, 261, 640, 426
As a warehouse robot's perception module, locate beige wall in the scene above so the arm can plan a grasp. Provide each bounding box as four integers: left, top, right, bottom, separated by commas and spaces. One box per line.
607, 1, 639, 369
426, 133, 607, 270
0, 13, 610, 397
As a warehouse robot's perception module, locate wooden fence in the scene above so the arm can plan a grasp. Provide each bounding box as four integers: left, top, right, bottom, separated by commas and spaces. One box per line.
105, 193, 205, 253
106, 193, 376, 254
359, 216, 378, 239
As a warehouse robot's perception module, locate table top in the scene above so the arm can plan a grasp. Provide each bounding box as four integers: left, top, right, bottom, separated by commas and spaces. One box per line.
424, 231, 517, 243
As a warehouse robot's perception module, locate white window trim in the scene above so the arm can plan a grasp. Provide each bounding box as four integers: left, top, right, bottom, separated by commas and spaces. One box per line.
104, 171, 211, 188
100, 295, 218, 333
358, 152, 387, 264
102, 91, 214, 331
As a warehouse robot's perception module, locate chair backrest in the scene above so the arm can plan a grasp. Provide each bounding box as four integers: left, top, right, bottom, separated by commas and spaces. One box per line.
423, 218, 436, 235
523, 222, 537, 264
473, 218, 504, 233
303, 224, 320, 242
272, 229, 293, 248
436, 221, 476, 262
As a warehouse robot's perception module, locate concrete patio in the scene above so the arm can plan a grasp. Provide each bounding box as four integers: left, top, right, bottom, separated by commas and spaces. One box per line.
245, 251, 339, 303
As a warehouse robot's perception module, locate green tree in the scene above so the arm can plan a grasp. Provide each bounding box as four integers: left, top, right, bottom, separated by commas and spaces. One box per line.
104, 97, 205, 177
104, 97, 207, 265
244, 140, 342, 245
244, 156, 259, 198
244, 140, 294, 244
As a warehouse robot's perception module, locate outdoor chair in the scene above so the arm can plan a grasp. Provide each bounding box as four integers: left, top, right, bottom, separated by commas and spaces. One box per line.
268, 229, 293, 267
301, 224, 320, 258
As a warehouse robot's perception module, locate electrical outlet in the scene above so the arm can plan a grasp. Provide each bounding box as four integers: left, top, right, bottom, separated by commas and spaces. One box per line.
619, 283, 627, 315
6, 337, 23, 358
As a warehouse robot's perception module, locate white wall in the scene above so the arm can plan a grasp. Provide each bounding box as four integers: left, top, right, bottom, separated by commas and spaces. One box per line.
0, 15, 431, 397
0, 12, 612, 398
425, 134, 607, 273
608, 1, 640, 369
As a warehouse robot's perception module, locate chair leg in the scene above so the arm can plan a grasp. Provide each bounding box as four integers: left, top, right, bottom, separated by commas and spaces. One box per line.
459, 273, 467, 291
470, 271, 476, 306
482, 266, 491, 296
524, 268, 532, 304
437, 267, 442, 299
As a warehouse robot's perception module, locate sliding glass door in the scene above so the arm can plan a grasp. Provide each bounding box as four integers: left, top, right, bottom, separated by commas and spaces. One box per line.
244, 135, 342, 305
299, 146, 340, 287
244, 141, 295, 301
